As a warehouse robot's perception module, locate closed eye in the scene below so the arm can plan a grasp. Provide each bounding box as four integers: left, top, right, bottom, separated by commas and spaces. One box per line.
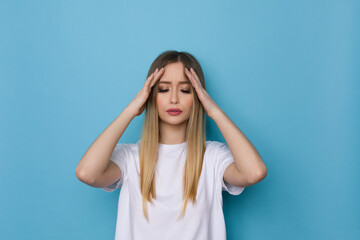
158, 89, 191, 94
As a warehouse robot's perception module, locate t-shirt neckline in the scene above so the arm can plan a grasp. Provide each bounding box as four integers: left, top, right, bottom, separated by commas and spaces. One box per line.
158, 141, 187, 149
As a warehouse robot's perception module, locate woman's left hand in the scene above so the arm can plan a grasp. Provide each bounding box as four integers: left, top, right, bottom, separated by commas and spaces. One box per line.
185, 67, 222, 119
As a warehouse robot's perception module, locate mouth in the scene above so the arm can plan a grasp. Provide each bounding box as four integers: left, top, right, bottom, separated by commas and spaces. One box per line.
167, 108, 182, 115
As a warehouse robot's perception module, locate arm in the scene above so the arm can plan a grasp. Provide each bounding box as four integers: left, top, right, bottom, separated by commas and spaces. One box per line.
212, 109, 267, 185
184, 67, 267, 186
75, 67, 165, 185
75, 107, 136, 184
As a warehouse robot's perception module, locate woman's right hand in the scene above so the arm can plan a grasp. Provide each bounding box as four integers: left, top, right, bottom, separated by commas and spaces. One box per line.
126, 67, 165, 117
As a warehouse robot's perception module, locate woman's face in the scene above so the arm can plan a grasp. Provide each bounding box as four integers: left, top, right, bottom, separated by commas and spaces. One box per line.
156, 62, 194, 127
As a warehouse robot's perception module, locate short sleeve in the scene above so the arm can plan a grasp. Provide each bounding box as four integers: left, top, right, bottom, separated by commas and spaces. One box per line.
215, 142, 245, 195
101, 143, 129, 192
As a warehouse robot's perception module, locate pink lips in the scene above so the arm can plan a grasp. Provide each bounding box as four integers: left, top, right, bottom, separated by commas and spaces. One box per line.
167, 108, 182, 115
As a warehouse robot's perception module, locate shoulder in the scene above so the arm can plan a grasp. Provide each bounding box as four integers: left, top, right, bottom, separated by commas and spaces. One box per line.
115, 141, 139, 155
204, 140, 233, 166
205, 140, 227, 152
204, 140, 229, 161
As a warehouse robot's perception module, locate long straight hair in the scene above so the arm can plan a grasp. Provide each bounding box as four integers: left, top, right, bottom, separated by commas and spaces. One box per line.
139, 50, 207, 221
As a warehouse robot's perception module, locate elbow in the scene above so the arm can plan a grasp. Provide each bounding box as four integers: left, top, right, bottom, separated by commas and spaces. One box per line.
249, 166, 267, 185
257, 166, 267, 182
259, 166, 267, 181
75, 167, 95, 185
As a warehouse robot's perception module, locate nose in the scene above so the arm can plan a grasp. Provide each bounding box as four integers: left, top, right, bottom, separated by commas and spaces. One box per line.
170, 89, 179, 104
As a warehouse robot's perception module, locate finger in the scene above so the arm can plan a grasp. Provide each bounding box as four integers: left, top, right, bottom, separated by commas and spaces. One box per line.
184, 68, 194, 85
150, 67, 165, 88
189, 68, 203, 89
144, 68, 160, 88
190, 68, 200, 81
143, 72, 154, 88
150, 68, 164, 88
185, 68, 199, 88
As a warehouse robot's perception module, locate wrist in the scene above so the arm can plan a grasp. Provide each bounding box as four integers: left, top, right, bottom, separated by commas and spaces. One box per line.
209, 108, 225, 120
123, 107, 137, 119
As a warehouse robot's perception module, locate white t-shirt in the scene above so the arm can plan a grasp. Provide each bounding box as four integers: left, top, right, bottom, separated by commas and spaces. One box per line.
102, 140, 245, 240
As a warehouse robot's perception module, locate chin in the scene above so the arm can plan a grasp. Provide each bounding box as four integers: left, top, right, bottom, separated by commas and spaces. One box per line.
162, 119, 187, 126
159, 115, 190, 126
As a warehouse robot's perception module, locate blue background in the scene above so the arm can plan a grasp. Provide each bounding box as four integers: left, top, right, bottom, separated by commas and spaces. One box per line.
1, 0, 359, 239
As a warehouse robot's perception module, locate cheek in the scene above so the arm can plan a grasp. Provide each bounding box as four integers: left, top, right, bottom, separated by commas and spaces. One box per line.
185, 96, 194, 109
156, 95, 162, 107
156, 95, 167, 111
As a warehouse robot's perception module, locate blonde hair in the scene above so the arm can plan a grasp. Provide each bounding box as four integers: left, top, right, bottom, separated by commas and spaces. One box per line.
139, 50, 207, 221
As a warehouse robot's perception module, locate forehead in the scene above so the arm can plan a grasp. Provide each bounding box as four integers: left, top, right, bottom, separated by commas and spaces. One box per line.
158, 62, 190, 85
159, 80, 190, 85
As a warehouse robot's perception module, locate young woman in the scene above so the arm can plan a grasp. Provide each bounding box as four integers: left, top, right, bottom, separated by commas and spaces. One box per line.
76, 50, 267, 240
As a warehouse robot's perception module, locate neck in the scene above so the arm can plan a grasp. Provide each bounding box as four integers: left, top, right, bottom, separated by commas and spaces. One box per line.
159, 121, 187, 144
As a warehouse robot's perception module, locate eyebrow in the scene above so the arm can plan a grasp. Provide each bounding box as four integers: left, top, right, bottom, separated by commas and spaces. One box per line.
159, 81, 190, 84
